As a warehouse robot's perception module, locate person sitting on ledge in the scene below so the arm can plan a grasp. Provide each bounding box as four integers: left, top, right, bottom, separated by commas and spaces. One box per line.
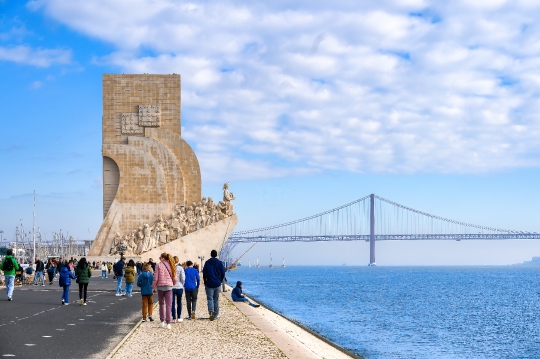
231, 281, 260, 307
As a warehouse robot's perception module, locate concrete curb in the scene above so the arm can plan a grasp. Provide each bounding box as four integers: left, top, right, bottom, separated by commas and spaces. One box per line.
223, 285, 361, 359
245, 293, 363, 359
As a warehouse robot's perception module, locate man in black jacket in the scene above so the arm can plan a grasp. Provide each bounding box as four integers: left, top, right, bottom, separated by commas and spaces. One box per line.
33, 256, 45, 286
113, 257, 126, 296
202, 249, 225, 321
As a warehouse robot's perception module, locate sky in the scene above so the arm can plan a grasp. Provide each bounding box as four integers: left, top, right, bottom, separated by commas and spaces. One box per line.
2, 0, 540, 265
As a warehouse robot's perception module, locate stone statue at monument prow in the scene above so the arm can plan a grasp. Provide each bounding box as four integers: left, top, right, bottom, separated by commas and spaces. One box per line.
88, 74, 238, 259
221, 182, 236, 217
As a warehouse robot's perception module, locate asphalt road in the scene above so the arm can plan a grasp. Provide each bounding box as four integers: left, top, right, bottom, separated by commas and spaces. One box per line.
0, 275, 147, 358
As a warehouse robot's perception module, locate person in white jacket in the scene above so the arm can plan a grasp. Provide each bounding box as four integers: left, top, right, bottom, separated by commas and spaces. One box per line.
171, 256, 186, 323
101, 262, 108, 278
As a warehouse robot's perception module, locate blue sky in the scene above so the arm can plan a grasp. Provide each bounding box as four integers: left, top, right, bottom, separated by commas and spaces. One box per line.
2, 0, 540, 265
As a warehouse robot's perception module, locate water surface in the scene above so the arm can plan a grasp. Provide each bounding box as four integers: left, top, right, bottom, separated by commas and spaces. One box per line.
226, 266, 540, 359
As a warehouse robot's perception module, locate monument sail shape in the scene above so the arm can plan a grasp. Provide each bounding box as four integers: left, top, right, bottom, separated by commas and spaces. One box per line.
89, 74, 237, 261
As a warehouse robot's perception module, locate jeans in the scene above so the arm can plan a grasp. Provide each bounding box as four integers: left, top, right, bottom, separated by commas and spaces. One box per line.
125, 283, 133, 296
78, 283, 88, 302
136, 267, 141, 275
101, 270, 106, 278
185, 288, 198, 316
158, 290, 172, 324
5, 275, 14, 299
62, 285, 70, 302
171, 288, 183, 319
205, 286, 221, 317
34, 271, 45, 285
116, 276, 124, 294
234, 297, 256, 306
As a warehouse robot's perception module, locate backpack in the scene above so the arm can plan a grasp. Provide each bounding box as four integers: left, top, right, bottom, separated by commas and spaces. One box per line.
2, 257, 14, 272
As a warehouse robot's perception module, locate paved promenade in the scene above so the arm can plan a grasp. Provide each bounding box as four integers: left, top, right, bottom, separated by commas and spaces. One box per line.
0, 276, 142, 358
110, 285, 354, 359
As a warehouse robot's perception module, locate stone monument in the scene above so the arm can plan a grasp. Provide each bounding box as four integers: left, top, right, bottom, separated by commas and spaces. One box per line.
88, 74, 237, 261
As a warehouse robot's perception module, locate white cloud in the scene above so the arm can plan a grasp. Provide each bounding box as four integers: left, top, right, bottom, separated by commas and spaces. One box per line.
30, 0, 540, 180
0, 45, 71, 67
30, 80, 43, 89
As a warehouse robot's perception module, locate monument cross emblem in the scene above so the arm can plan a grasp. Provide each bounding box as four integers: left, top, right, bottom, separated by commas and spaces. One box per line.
139, 104, 161, 127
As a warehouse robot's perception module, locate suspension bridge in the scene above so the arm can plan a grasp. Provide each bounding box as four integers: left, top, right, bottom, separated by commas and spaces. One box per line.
225, 194, 540, 265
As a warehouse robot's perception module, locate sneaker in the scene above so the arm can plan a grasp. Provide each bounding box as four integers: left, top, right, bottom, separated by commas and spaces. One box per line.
128, 294, 132, 297
65, 303, 69, 306
148, 316, 154, 322
253, 304, 260, 308
79, 299, 83, 306
158, 322, 165, 328
8, 297, 12, 301
186, 315, 191, 320
62, 299, 65, 305
42, 284, 45, 287
142, 318, 147, 322
115, 293, 121, 296
209, 311, 214, 321
172, 319, 177, 323
122, 293, 126, 296
177, 318, 183, 322
83, 302, 87, 306
34, 283, 37, 286
166, 324, 171, 330
191, 313, 196, 320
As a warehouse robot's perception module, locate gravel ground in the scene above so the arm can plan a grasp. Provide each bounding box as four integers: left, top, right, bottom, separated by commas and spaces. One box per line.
110, 286, 286, 359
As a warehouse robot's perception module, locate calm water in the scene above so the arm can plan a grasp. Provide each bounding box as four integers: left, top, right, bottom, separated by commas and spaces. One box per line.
226, 266, 540, 359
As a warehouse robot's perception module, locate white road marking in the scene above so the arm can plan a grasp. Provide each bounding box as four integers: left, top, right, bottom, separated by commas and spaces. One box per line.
24, 344, 36, 346
42, 336, 52, 338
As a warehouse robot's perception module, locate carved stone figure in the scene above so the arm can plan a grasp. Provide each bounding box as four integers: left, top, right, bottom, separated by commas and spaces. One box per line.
142, 223, 156, 252
135, 226, 144, 254
222, 182, 236, 216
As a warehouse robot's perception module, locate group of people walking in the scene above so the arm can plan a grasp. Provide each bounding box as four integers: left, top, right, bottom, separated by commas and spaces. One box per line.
3, 248, 259, 323
133, 249, 223, 329
0, 250, 92, 305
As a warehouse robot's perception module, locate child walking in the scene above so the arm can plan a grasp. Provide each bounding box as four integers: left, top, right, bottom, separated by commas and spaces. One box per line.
125, 260, 136, 297
59, 266, 77, 305
137, 263, 154, 322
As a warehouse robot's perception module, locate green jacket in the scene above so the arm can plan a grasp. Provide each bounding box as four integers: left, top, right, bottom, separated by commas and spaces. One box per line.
1, 255, 20, 276
75, 265, 92, 284
124, 266, 135, 284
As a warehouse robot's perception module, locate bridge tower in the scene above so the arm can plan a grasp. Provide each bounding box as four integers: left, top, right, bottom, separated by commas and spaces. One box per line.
369, 193, 376, 266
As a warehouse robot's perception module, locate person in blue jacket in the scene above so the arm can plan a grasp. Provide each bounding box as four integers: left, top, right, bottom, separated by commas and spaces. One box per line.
136, 263, 155, 322
202, 249, 225, 321
184, 260, 200, 319
59, 266, 77, 305
231, 281, 260, 307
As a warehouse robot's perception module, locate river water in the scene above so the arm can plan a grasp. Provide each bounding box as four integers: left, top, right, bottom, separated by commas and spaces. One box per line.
226, 266, 540, 359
